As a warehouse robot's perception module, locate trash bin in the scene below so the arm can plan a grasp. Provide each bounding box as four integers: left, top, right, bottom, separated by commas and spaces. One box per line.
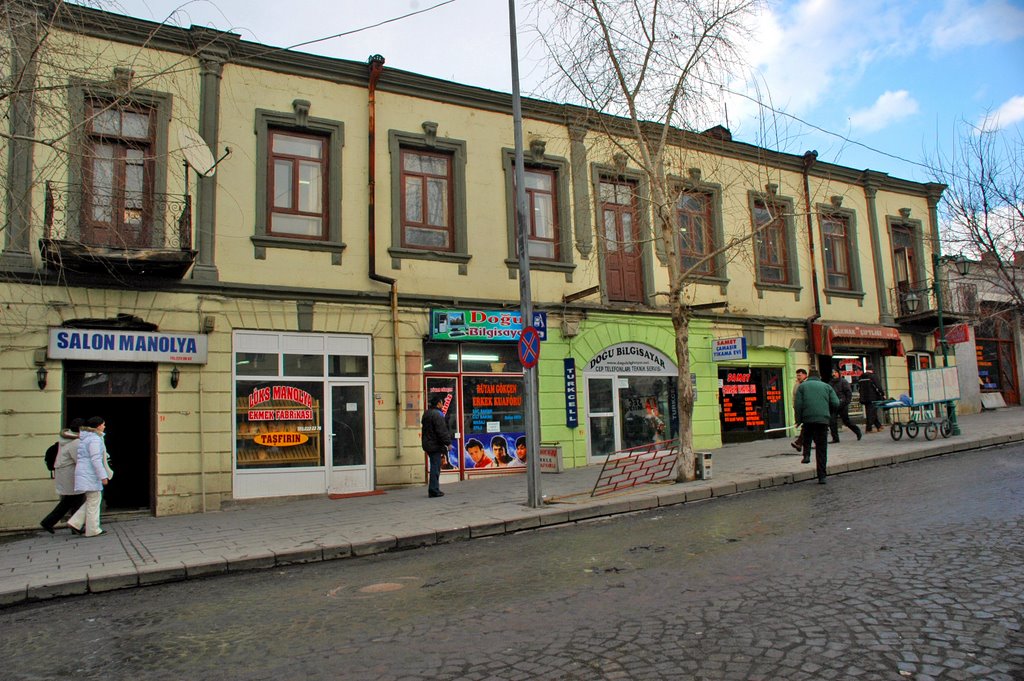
696, 451, 712, 480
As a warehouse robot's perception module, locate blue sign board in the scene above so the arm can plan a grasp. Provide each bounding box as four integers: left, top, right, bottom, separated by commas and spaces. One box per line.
712, 336, 747, 362
564, 358, 578, 428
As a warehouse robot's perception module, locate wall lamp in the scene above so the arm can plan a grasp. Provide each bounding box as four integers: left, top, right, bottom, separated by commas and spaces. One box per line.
36, 366, 48, 390
170, 365, 181, 389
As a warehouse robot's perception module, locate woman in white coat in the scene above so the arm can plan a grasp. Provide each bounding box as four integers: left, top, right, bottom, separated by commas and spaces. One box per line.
67, 416, 110, 537
39, 418, 85, 533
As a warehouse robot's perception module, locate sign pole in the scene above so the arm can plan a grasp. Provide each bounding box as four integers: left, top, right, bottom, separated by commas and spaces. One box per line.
509, 0, 543, 507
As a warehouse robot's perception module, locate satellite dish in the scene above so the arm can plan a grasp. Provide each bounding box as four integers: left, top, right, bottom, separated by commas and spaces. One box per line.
178, 126, 216, 178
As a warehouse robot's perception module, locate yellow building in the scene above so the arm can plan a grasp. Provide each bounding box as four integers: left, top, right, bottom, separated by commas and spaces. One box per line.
0, 3, 963, 531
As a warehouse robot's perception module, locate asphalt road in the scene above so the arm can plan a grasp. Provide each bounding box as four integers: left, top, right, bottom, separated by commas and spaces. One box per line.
2, 444, 1022, 681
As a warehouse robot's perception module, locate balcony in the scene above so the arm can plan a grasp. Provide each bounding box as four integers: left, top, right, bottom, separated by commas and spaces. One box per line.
39, 182, 196, 279
890, 281, 979, 329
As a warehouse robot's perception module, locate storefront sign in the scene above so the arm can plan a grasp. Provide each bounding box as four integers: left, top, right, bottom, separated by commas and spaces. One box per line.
539, 445, 563, 473
712, 337, 747, 361
811, 322, 904, 356
934, 323, 971, 346
430, 309, 547, 342
564, 358, 578, 428
48, 328, 208, 364
586, 343, 675, 375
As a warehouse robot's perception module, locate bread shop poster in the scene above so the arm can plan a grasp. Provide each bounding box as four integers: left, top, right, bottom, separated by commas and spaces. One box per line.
430, 309, 547, 342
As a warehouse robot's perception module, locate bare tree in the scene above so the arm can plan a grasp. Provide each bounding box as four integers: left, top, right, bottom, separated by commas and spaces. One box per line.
529, 0, 762, 481
933, 119, 1024, 313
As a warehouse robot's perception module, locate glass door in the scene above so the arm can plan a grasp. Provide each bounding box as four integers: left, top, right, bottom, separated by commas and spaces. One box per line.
587, 377, 617, 460
326, 383, 372, 494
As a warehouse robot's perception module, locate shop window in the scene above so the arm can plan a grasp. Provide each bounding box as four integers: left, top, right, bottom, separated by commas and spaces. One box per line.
749, 192, 800, 296
423, 343, 458, 372
329, 355, 369, 377
283, 354, 324, 377
236, 352, 279, 376
268, 130, 328, 239
388, 129, 468, 271
252, 107, 345, 262
501, 150, 575, 279
459, 342, 520, 373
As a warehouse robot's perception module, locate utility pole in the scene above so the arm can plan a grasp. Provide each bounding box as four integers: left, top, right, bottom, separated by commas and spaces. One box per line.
508, 0, 543, 507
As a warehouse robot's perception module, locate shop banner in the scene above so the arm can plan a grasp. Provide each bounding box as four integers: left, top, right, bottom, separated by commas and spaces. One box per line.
430, 309, 547, 342
48, 328, 208, 364
564, 358, 579, 428
712, 337, 747, 361
463, 376, 526, 470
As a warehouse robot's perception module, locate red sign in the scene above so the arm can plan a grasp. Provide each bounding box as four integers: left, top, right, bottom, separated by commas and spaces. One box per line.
518, 326, 540, 369
935, 323, 971, 345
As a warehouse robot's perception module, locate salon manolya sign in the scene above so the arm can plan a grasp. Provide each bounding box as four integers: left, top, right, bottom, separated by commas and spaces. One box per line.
48, 328, 208, 364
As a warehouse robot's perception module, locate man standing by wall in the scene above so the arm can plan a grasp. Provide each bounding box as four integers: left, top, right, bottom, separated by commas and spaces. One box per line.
795, 370, 840, 484
858, 365, 886, 432
829, 369, 863, 443
421, 395, 452, 498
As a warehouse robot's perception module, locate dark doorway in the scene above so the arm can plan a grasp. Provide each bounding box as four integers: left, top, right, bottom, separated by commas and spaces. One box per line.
64, 363, 154, 511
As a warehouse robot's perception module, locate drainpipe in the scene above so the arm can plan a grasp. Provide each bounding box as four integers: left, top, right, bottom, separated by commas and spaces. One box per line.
368, 55, 404, 459
802, 150, 823, 371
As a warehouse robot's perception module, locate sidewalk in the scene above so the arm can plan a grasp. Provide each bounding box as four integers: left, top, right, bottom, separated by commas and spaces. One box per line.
2, 407, 1022, 608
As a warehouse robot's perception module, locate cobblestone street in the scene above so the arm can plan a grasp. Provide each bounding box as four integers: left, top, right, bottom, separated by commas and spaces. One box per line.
2, 444, 1022, 680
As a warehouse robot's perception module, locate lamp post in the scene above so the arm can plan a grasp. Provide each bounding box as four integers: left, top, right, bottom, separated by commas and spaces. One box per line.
931, 253, 971, 435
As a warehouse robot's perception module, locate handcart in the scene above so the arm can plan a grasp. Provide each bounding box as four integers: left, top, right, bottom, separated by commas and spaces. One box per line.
876, 396, 955, 441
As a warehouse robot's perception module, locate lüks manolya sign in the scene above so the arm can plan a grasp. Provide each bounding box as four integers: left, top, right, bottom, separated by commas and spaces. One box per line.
48, 328, 208, 364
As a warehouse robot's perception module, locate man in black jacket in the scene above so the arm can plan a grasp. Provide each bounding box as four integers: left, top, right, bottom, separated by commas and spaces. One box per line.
421, 395, 453, 498
829, 370, 863, 443
857, 367, 885, 432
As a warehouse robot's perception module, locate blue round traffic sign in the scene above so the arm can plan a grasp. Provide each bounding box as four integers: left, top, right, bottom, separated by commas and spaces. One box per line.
518, 326, 541, 369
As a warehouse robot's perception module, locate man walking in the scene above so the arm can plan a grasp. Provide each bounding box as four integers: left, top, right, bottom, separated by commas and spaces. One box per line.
857, 366, 885, 432
421, 395, 453, 498
795, 369, 840, 484
789, 368, 808, 452
829, 370, 863, 443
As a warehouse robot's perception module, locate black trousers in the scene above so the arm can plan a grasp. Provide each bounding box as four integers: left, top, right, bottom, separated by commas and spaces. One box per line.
864, 402, 883, 431
830, 404, 862, 441
426, 450, 444, 495
40, 494, 85, 529
803, 423, 829, 481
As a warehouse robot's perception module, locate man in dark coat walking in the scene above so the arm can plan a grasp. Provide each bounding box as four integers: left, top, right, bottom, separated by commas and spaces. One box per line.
857, 366, 885, 432
829, 370, 863, 443
421, 395, 453, 498
795, 370, 840, 484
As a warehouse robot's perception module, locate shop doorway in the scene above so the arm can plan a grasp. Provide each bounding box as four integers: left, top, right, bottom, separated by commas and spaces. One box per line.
63, 362, 154, 511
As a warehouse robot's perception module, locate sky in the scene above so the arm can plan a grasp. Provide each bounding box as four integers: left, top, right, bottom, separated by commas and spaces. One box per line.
106, 0, 1024, 183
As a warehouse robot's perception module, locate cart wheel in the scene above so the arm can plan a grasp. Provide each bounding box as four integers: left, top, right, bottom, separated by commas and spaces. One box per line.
890, 422, 903, 441
925, 422, 938, 440
906, 421, 919, 439
940, 419, 952, 438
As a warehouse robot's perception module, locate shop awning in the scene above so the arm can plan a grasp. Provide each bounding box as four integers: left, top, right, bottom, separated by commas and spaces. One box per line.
811, 322, 905, 357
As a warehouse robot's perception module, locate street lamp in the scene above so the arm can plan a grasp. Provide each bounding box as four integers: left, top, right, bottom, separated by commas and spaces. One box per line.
932, 253, 971, 435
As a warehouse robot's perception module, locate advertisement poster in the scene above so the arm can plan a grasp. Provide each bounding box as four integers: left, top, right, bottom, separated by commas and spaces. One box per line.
717, 368, 784, 443
425, 378, 459, 470
236, 380, 323, 468
463, 376, 526, 470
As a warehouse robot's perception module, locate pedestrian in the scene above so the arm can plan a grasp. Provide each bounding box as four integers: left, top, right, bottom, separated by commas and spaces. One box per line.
420, 395, 452, 498
39, 418, 86, 534
790, 368, 808, 452
857, 366, 885, 432
66, 416, 110, 537
795, 369, 840, 484
829, 370, 863, 443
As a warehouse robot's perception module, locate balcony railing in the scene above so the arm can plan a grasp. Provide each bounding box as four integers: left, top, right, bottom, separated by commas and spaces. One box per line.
890, 281, 979, 320
44, 181, 192, 251
41, 182, 196, 278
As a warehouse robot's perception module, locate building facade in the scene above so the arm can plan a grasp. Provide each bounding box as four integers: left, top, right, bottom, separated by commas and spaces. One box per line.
0, 3, 952, 531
